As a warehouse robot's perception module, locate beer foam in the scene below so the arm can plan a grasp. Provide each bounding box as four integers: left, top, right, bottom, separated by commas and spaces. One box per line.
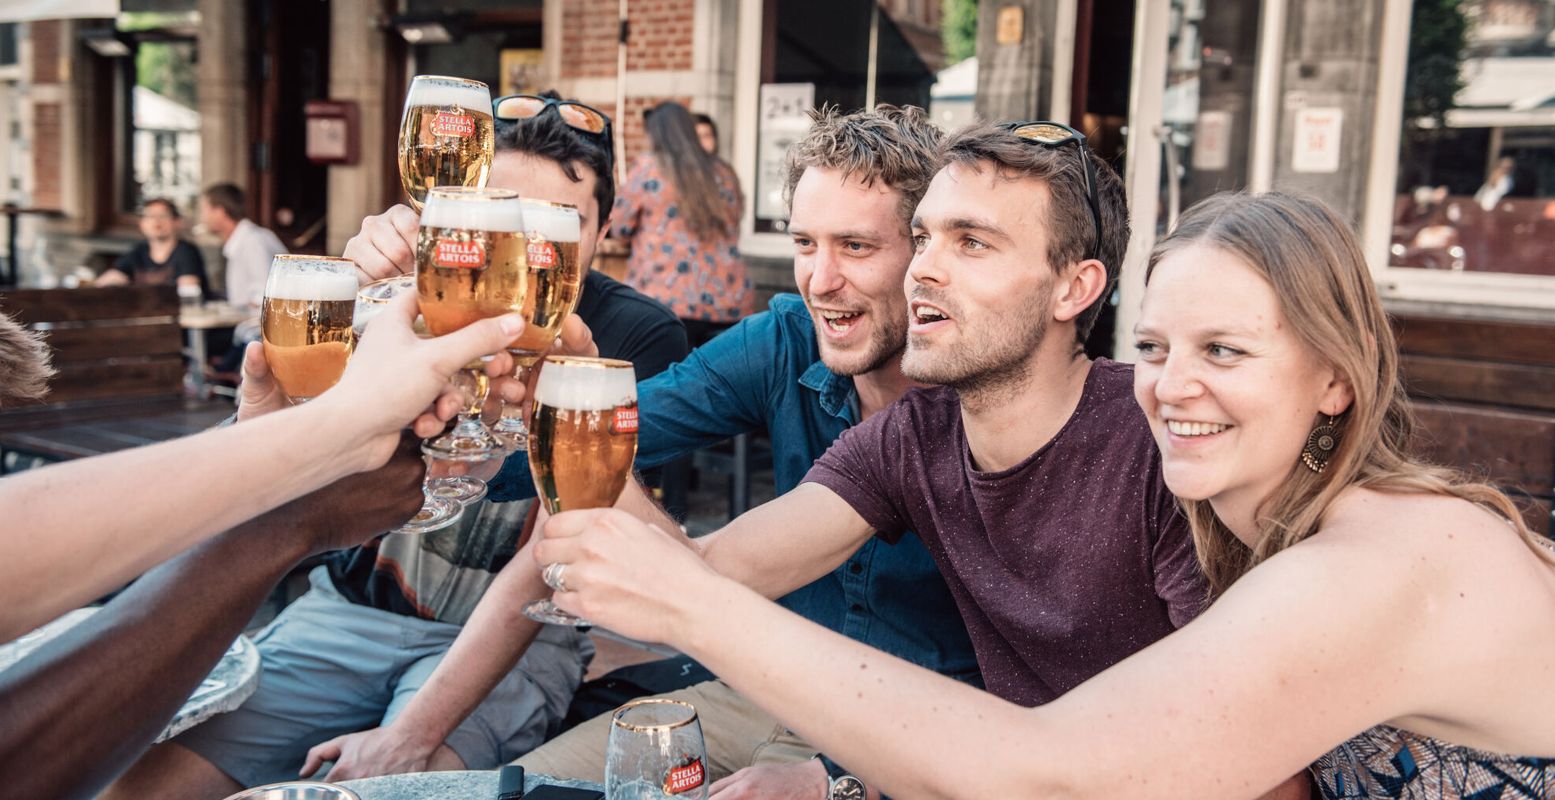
406, 77, 490, 113
521, 201, 582, 243
534, 360, 636, 411
266, 263, 360, 301
420, 193, 524, 233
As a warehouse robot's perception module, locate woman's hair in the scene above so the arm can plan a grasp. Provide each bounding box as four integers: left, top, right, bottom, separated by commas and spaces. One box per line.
1147, 191, 1554, 595
643, 101, 733, 239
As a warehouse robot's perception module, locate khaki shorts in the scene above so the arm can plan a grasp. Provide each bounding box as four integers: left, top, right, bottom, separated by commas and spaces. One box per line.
516, 679, 816, 783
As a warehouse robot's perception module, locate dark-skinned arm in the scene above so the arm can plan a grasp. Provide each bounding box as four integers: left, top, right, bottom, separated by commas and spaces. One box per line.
0, 434, 425, 800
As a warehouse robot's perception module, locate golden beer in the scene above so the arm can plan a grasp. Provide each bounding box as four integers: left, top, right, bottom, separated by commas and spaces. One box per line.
527, 356, 638, 512
260, 255, 359, 402
398, 76, 495, 211
414, 188, 526, 336
509, 200, 584, 365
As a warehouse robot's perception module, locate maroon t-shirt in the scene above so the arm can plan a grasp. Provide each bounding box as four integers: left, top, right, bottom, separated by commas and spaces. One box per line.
804, 359, 1206, 706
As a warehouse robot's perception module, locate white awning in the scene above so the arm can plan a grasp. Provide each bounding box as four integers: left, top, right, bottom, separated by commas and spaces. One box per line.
0, 0, 118, 23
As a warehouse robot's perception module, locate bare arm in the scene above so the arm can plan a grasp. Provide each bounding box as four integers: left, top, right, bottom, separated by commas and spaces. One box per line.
0, 294, 527, 639
0, 437, 426, 800
540, 509, 1425, 800
692, 483, 876, 599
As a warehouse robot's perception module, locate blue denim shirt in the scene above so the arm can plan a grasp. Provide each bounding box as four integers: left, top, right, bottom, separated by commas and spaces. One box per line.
491, 294, 979, 680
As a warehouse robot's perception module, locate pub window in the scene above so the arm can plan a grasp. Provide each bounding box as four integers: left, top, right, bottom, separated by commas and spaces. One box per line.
0, 24, 19, 68
114, 10, 201, 220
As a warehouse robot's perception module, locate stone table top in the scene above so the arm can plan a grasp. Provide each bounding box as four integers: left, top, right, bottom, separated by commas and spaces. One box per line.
0, 606, 260, 742
342, 771, 603, 800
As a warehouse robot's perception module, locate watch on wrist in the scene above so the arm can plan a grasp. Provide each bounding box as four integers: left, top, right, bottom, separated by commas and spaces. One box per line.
817, 754, 867, 800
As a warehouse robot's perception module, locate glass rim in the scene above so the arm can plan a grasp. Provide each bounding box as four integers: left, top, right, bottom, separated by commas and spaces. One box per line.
425, 186, 520, 202
409, 74, 490, 91
610, 698, 699, 732
270, 254, 357, 266
541, 355, 633, 370
357, 275, 415, 304
519, 198, 580, 213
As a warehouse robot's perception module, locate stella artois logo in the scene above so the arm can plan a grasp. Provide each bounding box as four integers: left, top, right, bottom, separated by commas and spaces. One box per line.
434, 238, 486, 269
611, 403, 639, 435
430, 110, 475, 138
663, 757, 705, 795
527, 238, 558, 270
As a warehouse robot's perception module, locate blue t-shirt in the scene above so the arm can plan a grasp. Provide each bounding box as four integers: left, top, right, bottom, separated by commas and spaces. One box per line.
491, 294, 979, 680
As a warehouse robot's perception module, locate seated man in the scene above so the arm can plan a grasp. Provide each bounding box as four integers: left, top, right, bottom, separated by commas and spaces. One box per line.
105, 96, 688, 800
300, 106, 982, 796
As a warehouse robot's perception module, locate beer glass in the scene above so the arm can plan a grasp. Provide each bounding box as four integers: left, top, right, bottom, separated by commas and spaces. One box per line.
398, 75, 495, 211
416, 186, 527, 462
605, 699, 708, 800
492, 200, 585, 451
524, 356, 638, 626
260, 255, 357, 402
349, 276, 468, 533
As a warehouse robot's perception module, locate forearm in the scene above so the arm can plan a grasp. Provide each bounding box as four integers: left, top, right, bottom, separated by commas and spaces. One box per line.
0, 401, 372, 638
674, 577, 1050, 800
0, 514, 309, 799
389, 557, 551, 745
616, 478, 683, 536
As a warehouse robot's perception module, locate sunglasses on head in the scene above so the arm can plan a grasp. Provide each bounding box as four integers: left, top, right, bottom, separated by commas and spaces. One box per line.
1000, 120, 1103, 263
494, 94, 613, 142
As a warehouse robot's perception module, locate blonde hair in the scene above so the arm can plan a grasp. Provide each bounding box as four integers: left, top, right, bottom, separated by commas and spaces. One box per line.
782, 104, 944, 231
0, 308, 54, 407
1147, 192, 1553, 594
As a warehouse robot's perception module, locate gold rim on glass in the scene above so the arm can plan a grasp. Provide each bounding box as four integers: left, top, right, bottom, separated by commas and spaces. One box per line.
357, 275, 416, 305
611, 698, 700, 733
270, 254, 357, 266
542, 355, 633, 370
425, 186, 519, 202
411, 74, 490, 91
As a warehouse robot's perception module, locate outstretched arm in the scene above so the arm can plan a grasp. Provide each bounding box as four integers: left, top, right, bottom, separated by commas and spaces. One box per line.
0, 436, 427, 800
540, 509, 1426, 800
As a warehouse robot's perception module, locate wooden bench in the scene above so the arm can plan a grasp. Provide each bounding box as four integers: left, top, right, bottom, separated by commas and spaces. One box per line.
0, 286, 234, 472
1395, 314, 1555, 535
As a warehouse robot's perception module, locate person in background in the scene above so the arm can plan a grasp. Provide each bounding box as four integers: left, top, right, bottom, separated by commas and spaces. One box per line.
616, 101, 752, 346
200, 183, 286, 318
693, 112, 720, 156
95, 198, 210, 298
1474, 155, 1515, 212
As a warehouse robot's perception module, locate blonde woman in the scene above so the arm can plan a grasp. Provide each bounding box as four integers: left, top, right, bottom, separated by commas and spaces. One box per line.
537, 192, 1555, 799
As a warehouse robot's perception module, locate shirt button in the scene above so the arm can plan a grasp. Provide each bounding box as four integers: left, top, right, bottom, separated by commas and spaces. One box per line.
850, 603, 864, 613
849, 562, 863, 575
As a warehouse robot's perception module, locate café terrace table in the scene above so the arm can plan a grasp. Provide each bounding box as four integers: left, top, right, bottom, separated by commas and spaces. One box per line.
343, 770, 604, 800
180, 302, 251, 396
0, 607, 261, 742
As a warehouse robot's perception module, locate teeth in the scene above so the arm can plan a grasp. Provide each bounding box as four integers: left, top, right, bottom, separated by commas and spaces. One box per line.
1167, 420, 1230, 437
819, 310, 860, 320
914, 307, 947, 322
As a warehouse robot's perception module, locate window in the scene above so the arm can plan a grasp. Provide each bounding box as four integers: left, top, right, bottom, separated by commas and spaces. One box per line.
1389, 0, 1555, 279
0, 24, 18, 68
115, 11, 201, 218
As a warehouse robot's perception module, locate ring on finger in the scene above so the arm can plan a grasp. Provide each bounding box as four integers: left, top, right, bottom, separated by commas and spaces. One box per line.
543, 562, 568, 593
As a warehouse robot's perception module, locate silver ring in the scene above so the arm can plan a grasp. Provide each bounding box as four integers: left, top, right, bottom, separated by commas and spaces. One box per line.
543, 562, 569, 593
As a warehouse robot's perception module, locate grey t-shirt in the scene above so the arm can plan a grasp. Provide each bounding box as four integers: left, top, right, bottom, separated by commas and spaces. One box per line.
804, 359, 1206, 706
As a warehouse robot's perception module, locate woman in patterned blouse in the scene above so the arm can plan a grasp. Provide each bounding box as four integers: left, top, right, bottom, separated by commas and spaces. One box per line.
613, 102, 752, 342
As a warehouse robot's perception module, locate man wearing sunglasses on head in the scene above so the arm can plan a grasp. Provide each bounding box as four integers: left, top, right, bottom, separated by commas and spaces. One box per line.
104, 91, 690, 800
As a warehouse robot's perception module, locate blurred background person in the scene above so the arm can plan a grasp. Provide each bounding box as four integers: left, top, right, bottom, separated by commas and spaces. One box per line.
94, 198, 210, 299
692, 111, 720, 156
201, 183, 287, 374
615, 101, 752, 346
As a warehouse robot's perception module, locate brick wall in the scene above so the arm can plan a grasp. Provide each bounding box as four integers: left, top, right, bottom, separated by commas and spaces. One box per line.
31, 20, 59, 83
560, 0, 697, 159
32, 103, 61, 210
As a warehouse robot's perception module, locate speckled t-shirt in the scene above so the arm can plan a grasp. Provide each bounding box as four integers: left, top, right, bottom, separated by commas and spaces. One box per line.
804, 359, 1206, 706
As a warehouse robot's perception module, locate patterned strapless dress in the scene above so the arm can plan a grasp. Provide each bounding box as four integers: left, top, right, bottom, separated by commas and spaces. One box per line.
1312, 724, 1554, 798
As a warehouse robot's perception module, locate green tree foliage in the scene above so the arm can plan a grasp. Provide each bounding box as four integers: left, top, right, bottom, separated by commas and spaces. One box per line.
943, 0, 978, 65
1405, 0, 1468, 125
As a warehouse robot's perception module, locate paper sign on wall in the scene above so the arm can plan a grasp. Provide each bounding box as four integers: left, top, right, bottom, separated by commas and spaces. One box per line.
755, 83, 815, 223
1292, 108, 1342, 174
1193, 110, 1232, 171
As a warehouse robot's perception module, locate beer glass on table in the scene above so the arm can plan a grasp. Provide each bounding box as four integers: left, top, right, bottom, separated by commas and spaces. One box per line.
605, 699, 709, 800
491, 200, 585, 451
260, 255, 357, 403
416, 186, 527, 462
398, 75, 495, 212
524, 356, 638, 626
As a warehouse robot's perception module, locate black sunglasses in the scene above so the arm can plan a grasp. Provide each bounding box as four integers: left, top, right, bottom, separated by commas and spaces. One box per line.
493, 94, 614, 150
1000, 120, 1103, 263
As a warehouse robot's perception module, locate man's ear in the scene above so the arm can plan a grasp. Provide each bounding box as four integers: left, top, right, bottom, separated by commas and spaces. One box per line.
1051, 259, 1109, 325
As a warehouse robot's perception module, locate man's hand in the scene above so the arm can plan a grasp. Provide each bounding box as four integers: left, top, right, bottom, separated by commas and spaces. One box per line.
534, 508, 719, 644
237, 342, 289, 421
300, 724, 453, 782
500, 313, 600, 426
709, 760, 829, 800
268, 432, 426, 554
343, 205, 420, 285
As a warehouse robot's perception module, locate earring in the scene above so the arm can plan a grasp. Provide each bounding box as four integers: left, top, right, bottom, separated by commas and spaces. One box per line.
1301, 415, 1340, 474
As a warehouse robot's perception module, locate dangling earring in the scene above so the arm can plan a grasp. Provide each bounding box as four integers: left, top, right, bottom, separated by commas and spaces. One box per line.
1301, 415, 1341, 474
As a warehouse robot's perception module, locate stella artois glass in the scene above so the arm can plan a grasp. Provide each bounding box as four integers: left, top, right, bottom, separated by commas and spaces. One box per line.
398, 75, 495, 211
492, 199, 584, 451
606, 699, 709, 800
260, 255, 357, 402
523, 356, 638, 626
416, 186, 525, 462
